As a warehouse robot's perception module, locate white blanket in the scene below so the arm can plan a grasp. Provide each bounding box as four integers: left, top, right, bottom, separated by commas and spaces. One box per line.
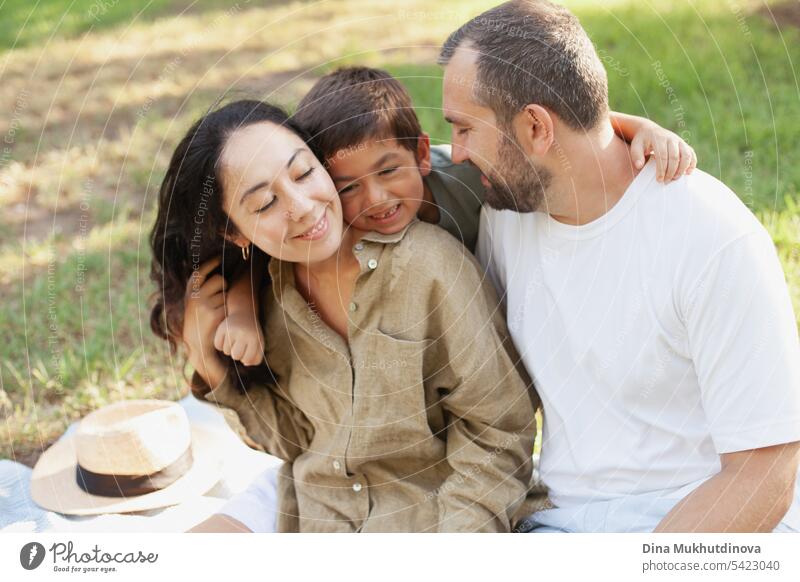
0, 395, 281, 533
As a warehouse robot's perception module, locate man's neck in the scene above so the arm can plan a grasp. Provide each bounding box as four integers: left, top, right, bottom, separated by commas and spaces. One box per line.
548, 121, 640, 226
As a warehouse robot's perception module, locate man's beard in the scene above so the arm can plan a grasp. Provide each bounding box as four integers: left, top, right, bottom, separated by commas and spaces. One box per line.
482, 133, 552, 213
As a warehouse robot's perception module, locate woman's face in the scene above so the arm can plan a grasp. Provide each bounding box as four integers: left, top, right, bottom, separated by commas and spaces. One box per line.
219, 121, 343, 264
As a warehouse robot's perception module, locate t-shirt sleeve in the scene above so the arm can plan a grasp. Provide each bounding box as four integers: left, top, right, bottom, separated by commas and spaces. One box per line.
476, 206, 506, 302
684, 229, 800, 453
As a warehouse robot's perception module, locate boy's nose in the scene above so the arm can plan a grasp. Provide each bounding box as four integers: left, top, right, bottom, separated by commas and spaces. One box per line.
364, 182, 390, 207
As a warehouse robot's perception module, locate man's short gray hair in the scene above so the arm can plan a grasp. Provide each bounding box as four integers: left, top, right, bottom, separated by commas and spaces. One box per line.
439, 0, 609, 131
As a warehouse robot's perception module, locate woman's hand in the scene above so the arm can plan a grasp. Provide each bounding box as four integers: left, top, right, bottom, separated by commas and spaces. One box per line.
182, 257, 228, 387
629, 122, 697, 183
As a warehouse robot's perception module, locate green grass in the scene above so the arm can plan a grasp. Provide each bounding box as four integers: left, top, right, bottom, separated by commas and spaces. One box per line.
0, 0, 249, 52
1, 0, 799, 464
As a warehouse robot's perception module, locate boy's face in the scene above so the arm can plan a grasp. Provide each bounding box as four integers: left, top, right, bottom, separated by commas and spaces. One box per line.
326, 135, 432, 234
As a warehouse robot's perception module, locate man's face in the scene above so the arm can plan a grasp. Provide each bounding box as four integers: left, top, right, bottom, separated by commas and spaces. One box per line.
442, 45, 551, 213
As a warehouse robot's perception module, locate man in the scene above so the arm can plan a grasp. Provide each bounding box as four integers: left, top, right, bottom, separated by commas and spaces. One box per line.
439, 0, 800, 532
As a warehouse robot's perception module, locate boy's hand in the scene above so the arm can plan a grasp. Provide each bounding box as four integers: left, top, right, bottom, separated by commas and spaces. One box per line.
182, 257, 228, 387
214, 311, 265, 366
630, 123, 697, 183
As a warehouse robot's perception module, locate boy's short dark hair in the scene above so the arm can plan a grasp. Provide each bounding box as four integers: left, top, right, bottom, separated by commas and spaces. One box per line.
292, 66, 423, 166
438, 0, 608, 131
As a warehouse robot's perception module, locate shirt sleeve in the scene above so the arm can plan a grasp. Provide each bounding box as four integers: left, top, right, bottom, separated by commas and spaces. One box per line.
191, 369, 314, 462
428, 242, 538, 532
684, 229, 800, 453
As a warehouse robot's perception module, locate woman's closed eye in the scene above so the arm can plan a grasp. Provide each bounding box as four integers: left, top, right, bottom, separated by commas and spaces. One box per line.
254, 167, 315, 212
378, 167, 398, 176
296, 167, 315, 181
254, 197, 277, 213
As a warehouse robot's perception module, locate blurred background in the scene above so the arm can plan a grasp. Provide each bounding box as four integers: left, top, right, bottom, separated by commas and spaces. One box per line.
1, 0, 799, 467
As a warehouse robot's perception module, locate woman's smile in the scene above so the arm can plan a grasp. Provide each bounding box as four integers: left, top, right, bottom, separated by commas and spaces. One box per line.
293, 207, 330, 241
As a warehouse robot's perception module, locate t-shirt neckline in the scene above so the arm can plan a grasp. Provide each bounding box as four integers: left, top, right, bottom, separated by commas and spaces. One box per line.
542, 158, 657, 240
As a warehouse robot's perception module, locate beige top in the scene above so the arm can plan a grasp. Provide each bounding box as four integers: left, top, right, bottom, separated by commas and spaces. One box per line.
192, 220, 546, 532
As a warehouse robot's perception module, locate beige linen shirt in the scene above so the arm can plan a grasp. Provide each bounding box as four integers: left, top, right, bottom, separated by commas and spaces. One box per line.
192, 220, 544, 532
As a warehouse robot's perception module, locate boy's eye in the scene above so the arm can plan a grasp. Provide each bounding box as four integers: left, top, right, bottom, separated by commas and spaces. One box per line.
378, 167, 398, 176
457, 128, 471, 136
338, 183, 357, 195
296, 167, 314, 181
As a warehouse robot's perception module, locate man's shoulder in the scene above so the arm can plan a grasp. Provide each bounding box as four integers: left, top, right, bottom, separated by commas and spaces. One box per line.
638, 166, 766, 245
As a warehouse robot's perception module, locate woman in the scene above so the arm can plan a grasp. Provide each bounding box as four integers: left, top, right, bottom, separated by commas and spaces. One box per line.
149, 100, 540, 532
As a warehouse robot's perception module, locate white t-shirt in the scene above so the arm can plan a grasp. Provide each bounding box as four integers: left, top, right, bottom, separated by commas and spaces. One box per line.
477, 159, 800, 528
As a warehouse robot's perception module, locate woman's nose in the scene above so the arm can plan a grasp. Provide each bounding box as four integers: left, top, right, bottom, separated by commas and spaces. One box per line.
285, 189, 315, 221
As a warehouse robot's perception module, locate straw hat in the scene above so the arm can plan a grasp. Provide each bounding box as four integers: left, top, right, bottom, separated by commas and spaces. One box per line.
31, 399, 224, 515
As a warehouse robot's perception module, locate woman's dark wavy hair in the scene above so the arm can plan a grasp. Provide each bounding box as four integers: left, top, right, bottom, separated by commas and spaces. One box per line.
149, 99, 309, 380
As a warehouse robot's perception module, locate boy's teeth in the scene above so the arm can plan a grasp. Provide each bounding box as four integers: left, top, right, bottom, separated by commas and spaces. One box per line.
374, 204, 399, 218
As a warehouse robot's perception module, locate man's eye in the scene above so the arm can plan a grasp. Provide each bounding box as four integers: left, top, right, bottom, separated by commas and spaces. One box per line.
457, 128, 471, 136
255, 198, 276, 213
296, 167, 314, 181
378, 167, 398, 176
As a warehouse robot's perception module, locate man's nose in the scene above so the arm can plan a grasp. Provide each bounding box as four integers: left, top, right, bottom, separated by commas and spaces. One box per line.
450, 140, 470, 165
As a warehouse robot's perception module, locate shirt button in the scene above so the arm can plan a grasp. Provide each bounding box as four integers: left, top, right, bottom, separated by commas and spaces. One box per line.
352, 482, 362, 492
333, 460, 341, 471
367, 258, 378, 270
354, 243, 364, 252
349, 302, 358, 312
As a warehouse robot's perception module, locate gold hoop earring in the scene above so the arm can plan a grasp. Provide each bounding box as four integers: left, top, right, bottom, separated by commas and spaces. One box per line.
241, 244, 250, 261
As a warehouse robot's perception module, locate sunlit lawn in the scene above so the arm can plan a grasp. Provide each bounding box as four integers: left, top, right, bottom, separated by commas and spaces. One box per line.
1, 0, 799, 464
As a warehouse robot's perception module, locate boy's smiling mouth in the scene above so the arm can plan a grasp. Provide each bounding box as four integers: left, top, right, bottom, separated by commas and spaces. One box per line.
368, 203, 402, 224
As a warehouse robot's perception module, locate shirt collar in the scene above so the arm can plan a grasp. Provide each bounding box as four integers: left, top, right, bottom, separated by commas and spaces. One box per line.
266, 218, 417, 304
358, 218, 417, 245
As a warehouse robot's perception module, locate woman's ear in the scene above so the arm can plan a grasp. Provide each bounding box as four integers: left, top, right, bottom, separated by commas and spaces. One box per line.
221, 229, 249, 251
416, 132, 432, 177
